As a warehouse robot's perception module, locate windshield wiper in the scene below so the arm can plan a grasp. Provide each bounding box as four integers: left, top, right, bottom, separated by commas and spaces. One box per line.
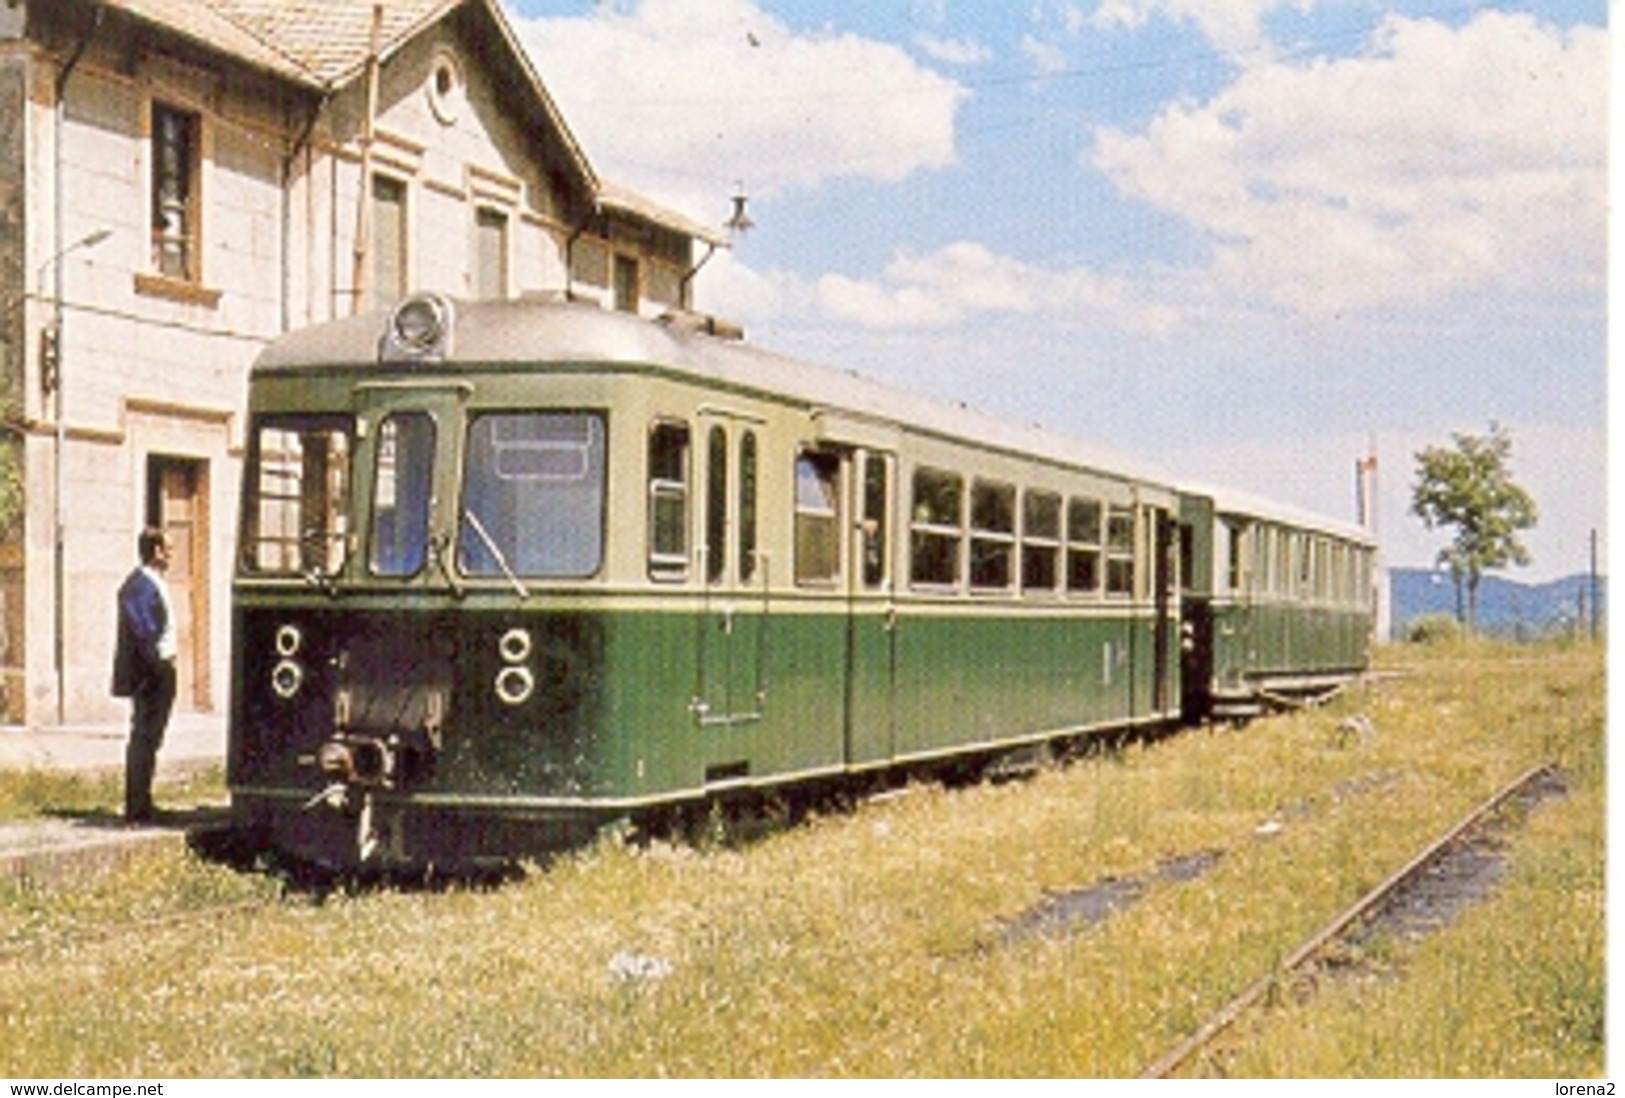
461, 509, 530, 600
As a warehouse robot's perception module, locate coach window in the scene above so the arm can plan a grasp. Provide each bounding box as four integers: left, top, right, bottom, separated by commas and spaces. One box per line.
706, 426, 728, 583
739, 431, 758, 584
1066, 498, 1102, 596
861, 454, 889, 589
1022, 491, 1061, 595
910, 468, 963, 589
370, 412, 435, 577
1224, 521, 1245, 592
970, 480, 1016, 592
795, 450, 841, 585
1105, 505, 1136, 597
649, 422, 691, 579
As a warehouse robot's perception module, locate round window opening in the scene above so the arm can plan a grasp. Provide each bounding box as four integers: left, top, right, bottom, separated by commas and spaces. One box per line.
428, 54, 462, 124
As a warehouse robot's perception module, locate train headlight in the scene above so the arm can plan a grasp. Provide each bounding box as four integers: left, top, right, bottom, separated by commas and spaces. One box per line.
495, 665, 535, 707
380, 293, 453, 362
271, 658, 304, 700
275, 623, 303, 657
499, 627, 532, 664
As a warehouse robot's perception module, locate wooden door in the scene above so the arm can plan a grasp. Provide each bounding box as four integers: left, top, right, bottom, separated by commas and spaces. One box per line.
148, 456, 210, 710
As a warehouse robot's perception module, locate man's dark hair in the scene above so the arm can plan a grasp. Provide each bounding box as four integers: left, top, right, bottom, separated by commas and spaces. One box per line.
138, 527, 168, 565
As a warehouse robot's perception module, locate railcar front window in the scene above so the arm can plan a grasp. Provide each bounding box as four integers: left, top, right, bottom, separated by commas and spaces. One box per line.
242, 417, 353, 575
460, 412, 606, 579
370, 413, 435, 577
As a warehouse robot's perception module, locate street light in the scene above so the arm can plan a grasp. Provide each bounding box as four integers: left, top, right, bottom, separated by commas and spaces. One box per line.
38, 228, 110, 395
39, 226, 111, 725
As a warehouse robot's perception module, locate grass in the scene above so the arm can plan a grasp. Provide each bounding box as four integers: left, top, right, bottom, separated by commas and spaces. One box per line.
0, 639, 1604, 1077
0, 763, 227, 823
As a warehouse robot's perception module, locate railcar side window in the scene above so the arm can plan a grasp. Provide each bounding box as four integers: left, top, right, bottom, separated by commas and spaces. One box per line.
861, 454, 889, 589
1106, 505, 1136, 596
1224, 520, 1245, 592
739, 431, 758, 584
1021, 491, 1061, 594
242, 416, 352, 575
706, 426, 728, 583
1066, 498, 1101, 595
794, 451, 841, 585
370, 412, 435, 577
460, 412, 606, 578
910, 468, 963, 588
648, 422, 690, 579
970, 480, 1016, 591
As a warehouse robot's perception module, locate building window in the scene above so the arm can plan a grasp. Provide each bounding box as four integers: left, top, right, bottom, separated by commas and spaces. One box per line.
614, 254, 640, 313
371, 174, 408, 310
474, 207, 508, 300
151, 102, 200, 281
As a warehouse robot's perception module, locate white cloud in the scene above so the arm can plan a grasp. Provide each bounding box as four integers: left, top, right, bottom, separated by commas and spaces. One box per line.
508, 0, 966, 225
1091, 12, 1607, 317
797, 241, 1178, 333
916, 34, 993, 66
1019, 34, 1069, 75
1089, 0, 1311, 59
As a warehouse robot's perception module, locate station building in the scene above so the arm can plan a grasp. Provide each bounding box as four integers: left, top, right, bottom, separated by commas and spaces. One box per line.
0, 0, 724, 725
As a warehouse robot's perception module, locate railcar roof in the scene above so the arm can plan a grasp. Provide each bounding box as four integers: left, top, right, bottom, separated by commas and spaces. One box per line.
255, 296, 1376, 545
256, 296, 1178, 487
1184, 480, 1376, 547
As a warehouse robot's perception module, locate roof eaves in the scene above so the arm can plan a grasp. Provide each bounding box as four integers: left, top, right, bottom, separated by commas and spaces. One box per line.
598, 180, 729, 247
463, 0, 598, 193
92, 0, 323, 86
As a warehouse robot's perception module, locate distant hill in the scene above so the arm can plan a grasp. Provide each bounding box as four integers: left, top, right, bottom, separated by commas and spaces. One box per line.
1387, 567, 1605, 640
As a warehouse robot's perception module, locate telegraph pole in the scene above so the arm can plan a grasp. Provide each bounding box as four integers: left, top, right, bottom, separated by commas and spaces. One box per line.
1590, 528, 1600, 639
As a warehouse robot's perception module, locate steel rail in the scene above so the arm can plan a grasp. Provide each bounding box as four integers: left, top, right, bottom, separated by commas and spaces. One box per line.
1139, 760, 1556, 1079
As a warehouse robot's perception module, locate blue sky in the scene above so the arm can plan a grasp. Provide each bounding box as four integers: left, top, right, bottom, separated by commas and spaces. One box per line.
504, 0, 1607, 585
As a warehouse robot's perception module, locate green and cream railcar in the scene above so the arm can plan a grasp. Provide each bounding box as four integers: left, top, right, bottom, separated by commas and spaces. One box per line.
1179, 486, 1376, 719
229, 294, 1186, 867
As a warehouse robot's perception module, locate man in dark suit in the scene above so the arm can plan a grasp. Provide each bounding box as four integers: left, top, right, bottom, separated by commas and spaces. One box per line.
112, 527, 176, 824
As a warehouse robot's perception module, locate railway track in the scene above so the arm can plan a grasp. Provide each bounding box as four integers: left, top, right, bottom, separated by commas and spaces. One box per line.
1139, 761, 1565, 1079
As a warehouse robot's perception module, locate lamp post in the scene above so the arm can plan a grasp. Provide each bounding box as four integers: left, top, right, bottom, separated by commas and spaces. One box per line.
39, 226, 111, 726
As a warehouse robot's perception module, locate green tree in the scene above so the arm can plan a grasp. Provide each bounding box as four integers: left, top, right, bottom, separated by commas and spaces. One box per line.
1410, 423, 1538, 633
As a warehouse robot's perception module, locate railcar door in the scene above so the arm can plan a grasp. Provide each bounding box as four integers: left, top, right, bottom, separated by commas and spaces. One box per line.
693, 417, 769, 774
844, 449, 897, 767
